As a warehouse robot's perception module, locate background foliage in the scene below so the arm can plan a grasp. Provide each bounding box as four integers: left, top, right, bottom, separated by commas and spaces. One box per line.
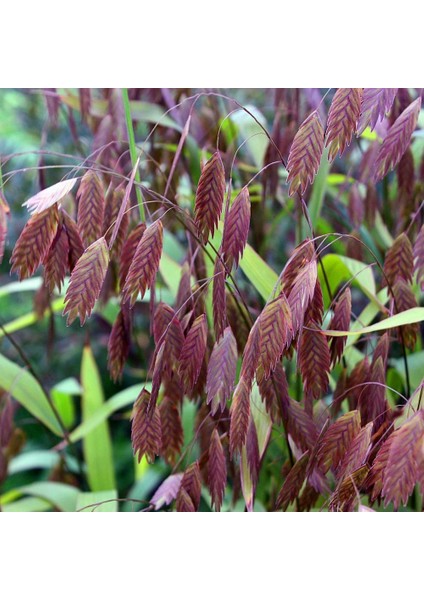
0, 88, 423, 512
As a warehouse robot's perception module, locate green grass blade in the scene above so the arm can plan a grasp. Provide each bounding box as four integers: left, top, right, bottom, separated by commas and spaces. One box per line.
81, 345, 116, 491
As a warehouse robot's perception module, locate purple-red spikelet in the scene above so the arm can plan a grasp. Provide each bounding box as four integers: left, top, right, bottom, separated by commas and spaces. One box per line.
153, 302, 185, 372
281, 239, 315, 294
103, 187, 129, 259
76, 170, 105, 247
229, 377, 251, 457
122, 220, 163, 307
107, 304, 131, 382
131, 388, 162, 464
257, 361, 290, 425
325, 88, 363, 162
118, 223, 146, 291
287, 258, 317, 336
194, 152, 226, 239
383, 232, 414, 287
328, 288, 351, 366
414, 224, 424, 290
212, 258, 227, 341
206, 326, 237, 416
337, 422, 372, 482
275, 451, 309, 511
159, 393, 184, 465
246, 416, 260, 488
374, 97, 421, 182
43, 223, 69, 292
62, 211, 84, 270
79, 88, 91, 123
176, 462, 201, 512
356, 88, 398, 135
0, 194, 10, 265
298, 322, 330, 400
258, 294, 292, 379
208, 429, 227, 511
315, 410, 361, 473
392, 279, 419, 349
239, 318, 261, 384
222, 186, 251, 270
286, 110, 324, 197
370, 411, 424, 509
178, 314, 208, 395
358, 357, 387, 427
63, 236, 109, 326
286, 398, 318, 452
10, 205, 59, 280
329, 465, 369, 512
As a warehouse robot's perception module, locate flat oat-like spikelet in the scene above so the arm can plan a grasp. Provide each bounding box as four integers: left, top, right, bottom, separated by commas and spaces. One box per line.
22, 178, 77, 214
328, 288, 351, 366
222, 186, 251, 270
62, 210, 84, 270
325, 88, 363, 162
77, 170, 105, 247
356, 88, 398, 135
10, 205, 59, 280
374, 97, 421, 182
0, 194, 9, 265
153, 302, 185, 372
257, 361, 290, 425
176, 462, 201, 512
107, 304, 131, 382
103, 187, 129, 259
286, 110, 324, 197
337, 422, 372, 482
118, 223, 146, 290
298, 322, 330, 400
286, 398, 318, 452
208, 429, 227, 511
178, 314, 208, 395
315, 410, 361, 474
131, 388, 162, 464
392, 278, 419, 349
275, 451, 309, 511
287, 258, 317, 336
206, 326, 237, 416
122, 220, 163, 307
370, 411, 424, 509
159, 393, 184, 465
194, 151, 225, 239
44, 223, 69, 292
212, 258, 227, 341
229, 377, 251, 457
383, 232, 414, 287
258, 294, 292, 379
414, 224, 424, 290
63, 236, 109, 326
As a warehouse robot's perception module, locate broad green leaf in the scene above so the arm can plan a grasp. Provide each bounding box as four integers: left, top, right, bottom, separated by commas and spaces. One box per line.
304, 147, 331, 237
1, 482, 79, 512
76, 490, 118, 512
392, 352, 424, 391
0, 353, 62, 436
230, 106, 268, 168
9, 450, 60, 474
159, 251, 182, 298
0, 297, 65, 339
69, 383, 145, 444
81, 346, 116, 491
0, 277, 43, 298
51, 377, 80, 429
322, 308, 424, 337
319, 253, 382, 309
2, 497, 53, 512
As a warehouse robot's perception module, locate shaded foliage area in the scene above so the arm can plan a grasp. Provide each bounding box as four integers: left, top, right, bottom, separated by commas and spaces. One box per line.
0, 88, 423, 512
